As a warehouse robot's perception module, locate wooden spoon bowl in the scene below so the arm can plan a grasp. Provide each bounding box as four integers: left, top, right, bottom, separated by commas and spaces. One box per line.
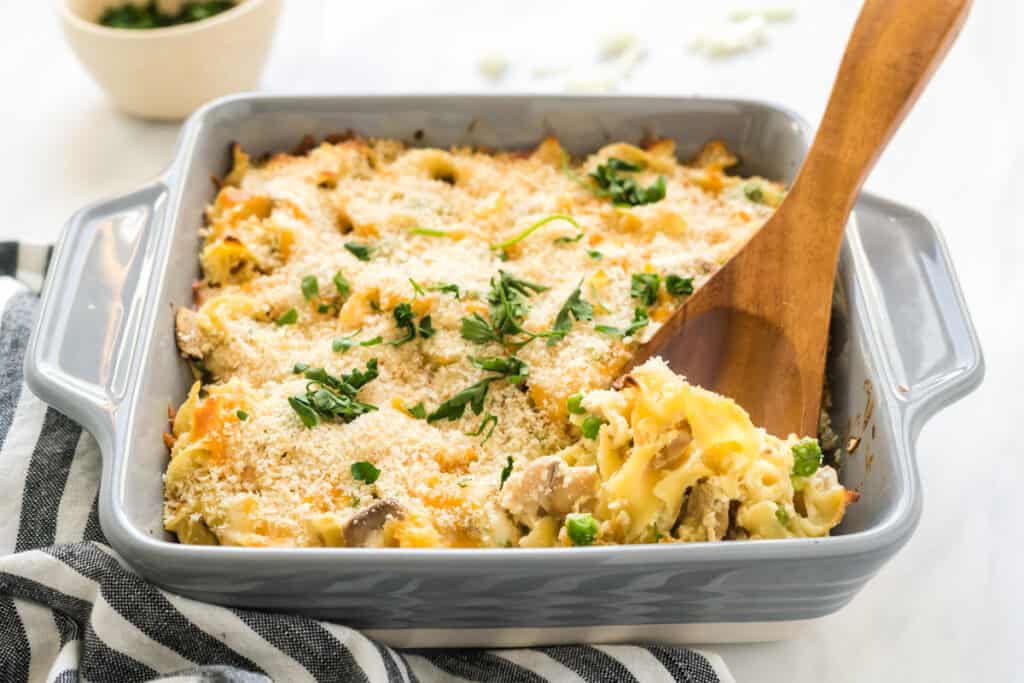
626, 0, 972, 437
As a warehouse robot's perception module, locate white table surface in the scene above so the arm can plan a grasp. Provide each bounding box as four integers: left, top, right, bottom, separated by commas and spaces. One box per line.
3, 1, 1019, 680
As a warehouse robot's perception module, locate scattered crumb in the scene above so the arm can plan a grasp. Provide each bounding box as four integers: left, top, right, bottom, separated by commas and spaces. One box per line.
564, 75, 619, 93
690, 16, 768, 57
561, 32, 647, 93
597, 32, 641, 61
613, 45, 648, 80
531, 64, 570, 80
478, 52, 510, 82
729, 5, 796, 23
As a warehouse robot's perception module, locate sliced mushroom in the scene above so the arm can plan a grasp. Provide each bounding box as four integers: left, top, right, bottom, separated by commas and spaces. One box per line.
500, 455, 599, 526
652, 429, 692, 470
678, 480, 731, 541
343, 499, 404, 547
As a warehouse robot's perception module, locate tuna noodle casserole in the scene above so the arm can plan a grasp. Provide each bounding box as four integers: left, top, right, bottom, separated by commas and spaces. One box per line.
165, 135, 853, 548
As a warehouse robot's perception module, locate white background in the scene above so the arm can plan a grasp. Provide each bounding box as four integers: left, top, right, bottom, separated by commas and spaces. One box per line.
2, 1, 1020, 680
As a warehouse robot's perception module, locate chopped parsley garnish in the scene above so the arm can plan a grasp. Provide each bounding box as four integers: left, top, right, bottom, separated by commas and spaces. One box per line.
466, 413, 498, 444
301, 275, 319, 301
469, 355, 528, 384
235, 410, 248, 421
389, 303, 434, 346
457, 477, 471, 488
429, 282, 461, 299
351, 460, 381, 484
312, 272, 346, 315
567, 393, 585, 415
459, 270, 549, 347
333, 335, 358, 352
499, 456, 514, 489
603, 157, 641, 172
287, 360, 379, 428
595, 306, 650, 338
461, 314, 499, 344
492, 214, 581, 251
775, 506, 790, 526
287, 396, 319, 427
630, 273, 661, 306
428, 355, 529, 422
332, 333, 382, 353
407, 402, 427, 419
339, 360, 379, 390
275, 308, 298, 326
665, 274, 694, 296
581, 415, 604, 439
410, 226, 454, 238
332, 337, 356, 353
333, 271, 351, 299
427, 378, 494, 422
586, 249, 604, 260
409, 278, 427, 296
791, 440, 824, 477
546, 283, 593, 345
554, 233, 584, 245
420, 316, 435, 338
344, 242, 372, 261
496, 271, 548, 302
566, 513, 599, 546
589, 158, 667, 206
292, 362, 309, 374
391, 303, 416, 345
560, 150, 592, 190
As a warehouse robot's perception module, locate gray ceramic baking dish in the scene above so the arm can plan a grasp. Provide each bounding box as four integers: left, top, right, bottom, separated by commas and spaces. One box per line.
25, 95, 984, 646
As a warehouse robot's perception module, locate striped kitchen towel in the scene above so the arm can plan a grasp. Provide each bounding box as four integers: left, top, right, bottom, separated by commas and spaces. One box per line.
0, 243, 732, 683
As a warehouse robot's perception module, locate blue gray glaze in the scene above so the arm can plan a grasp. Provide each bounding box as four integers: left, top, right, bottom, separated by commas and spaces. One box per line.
24, 95, 984, 630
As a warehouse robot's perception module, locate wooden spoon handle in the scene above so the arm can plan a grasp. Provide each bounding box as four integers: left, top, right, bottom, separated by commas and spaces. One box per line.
784, 0, 972, 234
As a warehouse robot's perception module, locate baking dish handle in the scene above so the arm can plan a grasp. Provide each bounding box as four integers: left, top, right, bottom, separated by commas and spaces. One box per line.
853, 193, 984, 436
25, 181, 169, 439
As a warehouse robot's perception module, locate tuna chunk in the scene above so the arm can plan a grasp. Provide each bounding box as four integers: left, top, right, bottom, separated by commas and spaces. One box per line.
343, 499, 405, 547
679, 480, 731, 541
500, 456, 598, 526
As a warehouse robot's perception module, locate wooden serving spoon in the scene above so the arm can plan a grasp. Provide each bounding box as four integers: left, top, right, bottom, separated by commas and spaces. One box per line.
624, 0, 972, 437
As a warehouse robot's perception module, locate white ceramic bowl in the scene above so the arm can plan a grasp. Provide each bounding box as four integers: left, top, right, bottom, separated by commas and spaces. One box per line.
59, 0, 282, 120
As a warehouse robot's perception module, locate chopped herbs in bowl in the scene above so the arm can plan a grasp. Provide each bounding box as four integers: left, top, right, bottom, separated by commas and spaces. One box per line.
99, 1, 237, 29
60, 0, 279, 119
